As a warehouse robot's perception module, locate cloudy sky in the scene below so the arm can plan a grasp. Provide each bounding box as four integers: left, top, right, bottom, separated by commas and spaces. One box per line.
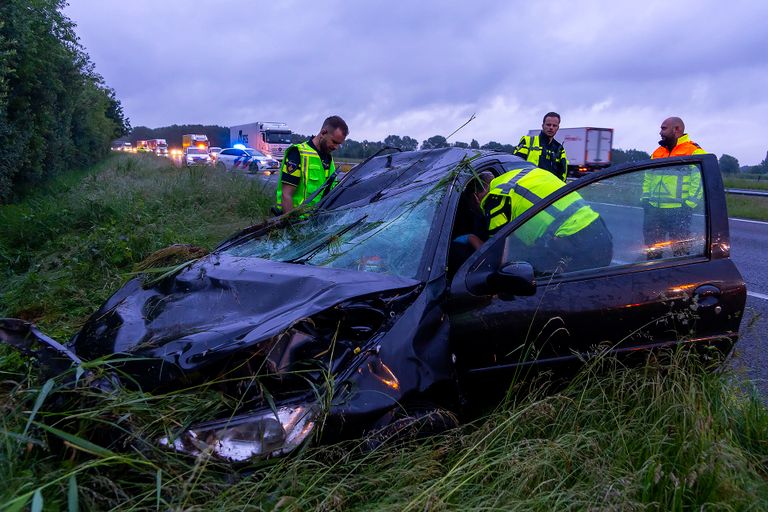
65, 0, 768, 164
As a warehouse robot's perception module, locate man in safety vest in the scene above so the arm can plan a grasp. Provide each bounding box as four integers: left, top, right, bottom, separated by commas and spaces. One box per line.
275, 115, 349, 214
513, 112, 569, 181
642, 116, 706, 259
479, 166, 612, 274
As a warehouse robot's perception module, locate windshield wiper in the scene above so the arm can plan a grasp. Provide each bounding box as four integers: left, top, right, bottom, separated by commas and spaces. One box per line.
286, 215, 369, 264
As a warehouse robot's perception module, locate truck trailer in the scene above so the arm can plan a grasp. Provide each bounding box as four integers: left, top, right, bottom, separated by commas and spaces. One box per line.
527, 127, 613, 177
230, 122, 292, 160
147, 138, 168, 156
182, 134, 210, 151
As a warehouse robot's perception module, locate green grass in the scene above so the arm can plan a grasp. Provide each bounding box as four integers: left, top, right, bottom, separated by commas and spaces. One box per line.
727, 195, 768, 222
724, 175, 768, 191
1, 353, 766, 510
1, 155, 767, 510
0, 153, 273, 339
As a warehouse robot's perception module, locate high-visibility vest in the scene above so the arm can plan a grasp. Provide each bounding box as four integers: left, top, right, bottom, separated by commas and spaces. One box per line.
481, 167, 598, 245
276, 141, 335, 209
644, 134, 705, 208
514, 135, 568, 181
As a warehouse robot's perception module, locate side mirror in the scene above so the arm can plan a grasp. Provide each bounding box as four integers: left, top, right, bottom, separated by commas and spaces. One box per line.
466, 262, 536, 297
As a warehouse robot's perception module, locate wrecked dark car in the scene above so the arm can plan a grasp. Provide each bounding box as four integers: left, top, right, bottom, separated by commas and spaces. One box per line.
0, 148, 746, 461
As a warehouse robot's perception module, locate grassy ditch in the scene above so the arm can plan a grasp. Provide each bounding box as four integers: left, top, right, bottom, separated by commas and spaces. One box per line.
1, 352, 766, 510
1, 154, 767, 510
0, 153, 273, 339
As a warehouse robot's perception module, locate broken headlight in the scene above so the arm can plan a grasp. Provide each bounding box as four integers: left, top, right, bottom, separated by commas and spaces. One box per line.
159, 405, 316, 461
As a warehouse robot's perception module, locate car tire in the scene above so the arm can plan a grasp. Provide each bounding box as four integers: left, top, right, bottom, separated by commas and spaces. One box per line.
216, 162, 226, 172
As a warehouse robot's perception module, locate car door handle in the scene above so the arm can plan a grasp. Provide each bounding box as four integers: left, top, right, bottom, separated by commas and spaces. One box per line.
693, 284, 721, 310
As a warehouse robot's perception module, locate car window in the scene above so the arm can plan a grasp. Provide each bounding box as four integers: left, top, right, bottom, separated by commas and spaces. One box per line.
220, 149, 235, 156
499, 163, 706, 277
246, 149, 265, 157
224, 183, 446, 279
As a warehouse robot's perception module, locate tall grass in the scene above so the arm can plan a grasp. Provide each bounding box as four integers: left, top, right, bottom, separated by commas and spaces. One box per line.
0, 153, 272, 339
1, 353, 766, 510
1, 154, 766, 510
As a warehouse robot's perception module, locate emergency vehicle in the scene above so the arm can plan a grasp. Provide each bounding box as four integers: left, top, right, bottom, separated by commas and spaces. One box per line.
230, 122, 292, 161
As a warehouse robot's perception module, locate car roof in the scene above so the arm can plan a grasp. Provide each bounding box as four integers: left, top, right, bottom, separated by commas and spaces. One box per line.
322, 148, 527, 210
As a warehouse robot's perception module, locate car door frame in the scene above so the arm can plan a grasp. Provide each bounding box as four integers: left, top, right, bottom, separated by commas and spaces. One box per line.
446, 154, 745, 396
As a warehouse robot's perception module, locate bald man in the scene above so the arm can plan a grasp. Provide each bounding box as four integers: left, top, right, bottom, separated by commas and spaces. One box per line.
642, 116, 707, 259
651, 116, 706, 159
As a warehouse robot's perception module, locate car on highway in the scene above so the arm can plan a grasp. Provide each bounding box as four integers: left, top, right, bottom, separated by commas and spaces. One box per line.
208, 146, 222, 162
183, 146, 211, 167
0, 149, 746, 462
215, 146, 280, 174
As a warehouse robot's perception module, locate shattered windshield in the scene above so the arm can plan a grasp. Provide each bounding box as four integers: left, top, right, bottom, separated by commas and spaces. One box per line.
225, 183, 446, 279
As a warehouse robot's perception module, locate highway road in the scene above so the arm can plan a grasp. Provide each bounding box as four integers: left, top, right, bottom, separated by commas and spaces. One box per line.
728, 217, 768, 397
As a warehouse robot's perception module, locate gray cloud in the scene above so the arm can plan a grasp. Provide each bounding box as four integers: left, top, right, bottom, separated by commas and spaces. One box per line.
66, 0, 768, 164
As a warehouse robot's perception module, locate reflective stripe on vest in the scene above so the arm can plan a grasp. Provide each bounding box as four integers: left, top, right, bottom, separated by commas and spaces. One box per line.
276, 141, 335, 209
483, 168, 597, 243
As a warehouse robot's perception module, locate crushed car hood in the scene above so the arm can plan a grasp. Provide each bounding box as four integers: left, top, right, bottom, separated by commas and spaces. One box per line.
71, 253, 419, 380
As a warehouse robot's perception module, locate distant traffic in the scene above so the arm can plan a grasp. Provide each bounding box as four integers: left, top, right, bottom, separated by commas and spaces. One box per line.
111, 121, 293, 175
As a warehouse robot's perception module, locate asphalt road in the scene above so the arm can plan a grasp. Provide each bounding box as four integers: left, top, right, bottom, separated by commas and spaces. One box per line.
728, 217, 768, 396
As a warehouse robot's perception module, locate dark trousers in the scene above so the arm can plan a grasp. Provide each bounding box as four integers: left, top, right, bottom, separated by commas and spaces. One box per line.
642, 206, 692, 259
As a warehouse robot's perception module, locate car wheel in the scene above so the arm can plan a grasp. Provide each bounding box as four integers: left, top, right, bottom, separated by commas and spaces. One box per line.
216, 162, 226, 172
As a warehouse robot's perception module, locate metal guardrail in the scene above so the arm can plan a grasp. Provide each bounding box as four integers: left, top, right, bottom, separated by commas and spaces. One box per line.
725, 188, 768, 197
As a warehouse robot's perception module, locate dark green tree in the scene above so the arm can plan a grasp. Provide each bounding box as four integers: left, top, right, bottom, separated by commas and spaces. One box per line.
0, 0, 129, 202
453, 141, 469, 148
470, 139, 480, 149
421, 135, 449, 149
611, 148, 651, 165
718, 154, 739, 174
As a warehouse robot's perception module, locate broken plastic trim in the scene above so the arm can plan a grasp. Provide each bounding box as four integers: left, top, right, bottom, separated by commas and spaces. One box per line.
159, 405, 316, 462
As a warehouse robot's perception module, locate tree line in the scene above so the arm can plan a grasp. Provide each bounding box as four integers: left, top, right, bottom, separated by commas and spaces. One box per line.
0, 0, 130, 203
126, 124, 768, 174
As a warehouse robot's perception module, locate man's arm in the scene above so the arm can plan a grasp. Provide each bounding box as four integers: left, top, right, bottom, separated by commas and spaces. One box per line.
279, 146, 302, 213
281, 183, 297, 213
513, 136, 530, 159
558, 147, 568, 181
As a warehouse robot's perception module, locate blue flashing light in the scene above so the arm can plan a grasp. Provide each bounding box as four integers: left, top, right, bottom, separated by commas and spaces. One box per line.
233, 143, 246, 150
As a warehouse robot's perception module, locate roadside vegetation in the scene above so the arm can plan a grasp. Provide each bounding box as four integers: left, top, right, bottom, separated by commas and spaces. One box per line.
727, 195, 768, 222
1, 154, 766, 510
724, 175, 768, 191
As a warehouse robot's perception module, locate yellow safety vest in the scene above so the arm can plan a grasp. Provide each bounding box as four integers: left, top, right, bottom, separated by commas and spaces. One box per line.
276, 141, 336, 209
481, 168, 598, 245
643, 134, 705, 208
514, 135, 568, 181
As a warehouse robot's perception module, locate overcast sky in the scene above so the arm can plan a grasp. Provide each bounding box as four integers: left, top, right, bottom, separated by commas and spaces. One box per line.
65, 0, 768, 164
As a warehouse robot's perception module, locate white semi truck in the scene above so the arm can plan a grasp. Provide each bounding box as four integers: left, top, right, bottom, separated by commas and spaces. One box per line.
527, 127, 613, 177
230, 122, 292, 160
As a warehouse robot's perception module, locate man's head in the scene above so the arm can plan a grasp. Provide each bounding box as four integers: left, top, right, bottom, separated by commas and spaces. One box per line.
659, 116, 685, 148
469, 171, 495, 207
317, 115, 349, 154
541, 112, 561, 139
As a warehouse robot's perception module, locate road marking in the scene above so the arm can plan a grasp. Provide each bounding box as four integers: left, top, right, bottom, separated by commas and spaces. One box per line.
748, 291, 768, 301
730, 217, 768, 226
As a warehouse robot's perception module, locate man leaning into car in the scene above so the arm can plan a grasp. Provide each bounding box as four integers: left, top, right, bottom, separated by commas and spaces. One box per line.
275, 115, 348, 215
478, 166, 613, 273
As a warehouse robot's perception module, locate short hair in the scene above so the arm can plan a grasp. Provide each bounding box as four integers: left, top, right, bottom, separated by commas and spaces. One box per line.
322, 116, 349, 137
468, 171, 495, 194
543, 112, 561, 123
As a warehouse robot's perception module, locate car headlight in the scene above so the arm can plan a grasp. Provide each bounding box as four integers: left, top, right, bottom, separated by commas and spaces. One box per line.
159, 405, 316, 461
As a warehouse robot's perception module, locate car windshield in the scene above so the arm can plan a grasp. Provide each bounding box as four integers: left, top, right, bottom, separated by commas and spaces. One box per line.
265, 131, 292, 144
187, 148, 207, 155
245, 149, 266, 157
224, 183, 445, 279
